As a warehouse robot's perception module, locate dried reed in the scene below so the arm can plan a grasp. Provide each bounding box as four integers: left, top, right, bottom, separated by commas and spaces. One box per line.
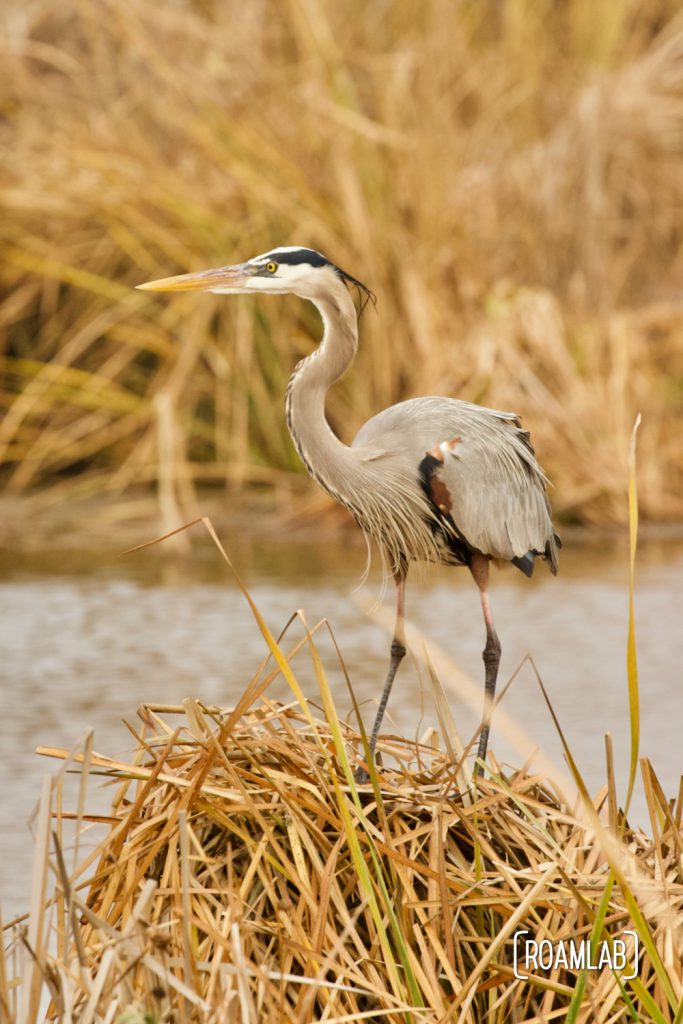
2, 690, 682, 1021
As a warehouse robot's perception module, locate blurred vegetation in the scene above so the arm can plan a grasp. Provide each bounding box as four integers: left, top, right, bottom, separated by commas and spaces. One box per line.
1, 0, 683, 529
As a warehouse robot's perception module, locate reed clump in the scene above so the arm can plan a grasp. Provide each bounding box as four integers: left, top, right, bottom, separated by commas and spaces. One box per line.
1, 1, 683, 527
3, 693, 682, 1023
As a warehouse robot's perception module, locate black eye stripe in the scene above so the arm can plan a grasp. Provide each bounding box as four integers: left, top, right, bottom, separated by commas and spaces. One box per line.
266, 248, 329, 267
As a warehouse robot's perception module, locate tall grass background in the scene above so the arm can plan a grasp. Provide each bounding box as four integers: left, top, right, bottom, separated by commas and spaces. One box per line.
1, 0, 683, 529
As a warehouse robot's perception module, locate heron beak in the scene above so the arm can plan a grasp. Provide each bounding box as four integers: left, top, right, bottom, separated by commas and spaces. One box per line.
136, 262, 255, 293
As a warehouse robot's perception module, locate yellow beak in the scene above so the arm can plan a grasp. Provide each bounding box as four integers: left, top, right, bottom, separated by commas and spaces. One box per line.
136, 262, 254, 293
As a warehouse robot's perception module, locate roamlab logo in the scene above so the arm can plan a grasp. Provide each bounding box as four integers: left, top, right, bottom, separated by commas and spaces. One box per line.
513, 930, 639, 981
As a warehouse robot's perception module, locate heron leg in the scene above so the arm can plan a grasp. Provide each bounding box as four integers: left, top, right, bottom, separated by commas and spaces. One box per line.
470, 553, 501, 776
356, 566, 407, 781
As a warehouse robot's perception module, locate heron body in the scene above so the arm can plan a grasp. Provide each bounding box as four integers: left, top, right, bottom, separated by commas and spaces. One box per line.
139, 246, 560, 777
352, 397, 557, 576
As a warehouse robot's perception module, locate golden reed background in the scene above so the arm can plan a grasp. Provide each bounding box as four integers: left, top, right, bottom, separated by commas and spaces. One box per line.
1, 0, 682, 526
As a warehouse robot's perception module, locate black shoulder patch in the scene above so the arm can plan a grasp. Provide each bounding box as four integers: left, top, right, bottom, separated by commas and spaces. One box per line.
418, 451, 472, 567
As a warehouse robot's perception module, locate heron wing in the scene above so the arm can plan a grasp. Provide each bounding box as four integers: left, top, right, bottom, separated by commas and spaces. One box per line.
422, 433, 556, 565
352, 397, 559, 572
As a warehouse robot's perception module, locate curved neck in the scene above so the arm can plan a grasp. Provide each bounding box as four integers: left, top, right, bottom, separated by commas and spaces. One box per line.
284, 281, 439, 573
285, 285, 360, 498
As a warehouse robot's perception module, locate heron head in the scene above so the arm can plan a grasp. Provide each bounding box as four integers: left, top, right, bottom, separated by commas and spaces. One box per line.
137, 246, 375, 307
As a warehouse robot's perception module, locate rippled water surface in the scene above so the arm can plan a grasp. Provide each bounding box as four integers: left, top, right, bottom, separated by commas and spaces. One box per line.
1, 533, 682, 919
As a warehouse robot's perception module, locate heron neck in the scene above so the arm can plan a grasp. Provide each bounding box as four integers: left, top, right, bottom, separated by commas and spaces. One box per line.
285, 291, 360, 496
285, 287, 439, 573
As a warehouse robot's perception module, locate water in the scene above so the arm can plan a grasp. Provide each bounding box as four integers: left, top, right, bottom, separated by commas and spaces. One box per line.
1, 533, 682, 921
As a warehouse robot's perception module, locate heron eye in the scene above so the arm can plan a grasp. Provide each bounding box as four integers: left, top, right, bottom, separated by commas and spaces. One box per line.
266, 261, 278, 274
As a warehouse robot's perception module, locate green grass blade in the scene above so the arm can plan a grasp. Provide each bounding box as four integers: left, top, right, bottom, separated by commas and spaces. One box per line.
624, 414, 641, 818
565, 873, 615, 1023
302, 620, 424, 1015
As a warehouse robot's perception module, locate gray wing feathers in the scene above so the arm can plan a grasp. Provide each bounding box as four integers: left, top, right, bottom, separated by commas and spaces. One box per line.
351, 396, 558, 567
441, 438, 553, 561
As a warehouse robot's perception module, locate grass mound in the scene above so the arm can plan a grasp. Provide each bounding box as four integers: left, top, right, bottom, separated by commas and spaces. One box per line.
3, 694, 681, 1023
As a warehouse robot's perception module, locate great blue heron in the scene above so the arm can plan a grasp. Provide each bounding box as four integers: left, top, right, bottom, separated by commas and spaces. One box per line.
138, 246, 560, 778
